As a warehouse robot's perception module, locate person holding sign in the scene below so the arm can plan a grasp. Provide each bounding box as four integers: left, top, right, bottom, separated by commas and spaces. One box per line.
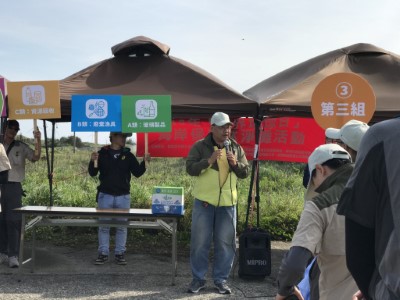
88, 132, 150, 266
186, 112, 250, 295
0, 119, 41, 268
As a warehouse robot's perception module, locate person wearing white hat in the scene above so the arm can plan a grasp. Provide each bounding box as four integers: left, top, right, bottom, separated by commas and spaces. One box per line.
325, 120, 369, 161
186, 112, 249, 295
302, 128, 342, 189
88, 131, 150, 266
276, 144, 358, 300
324, 128, 342, 144
300, 127, 347, 297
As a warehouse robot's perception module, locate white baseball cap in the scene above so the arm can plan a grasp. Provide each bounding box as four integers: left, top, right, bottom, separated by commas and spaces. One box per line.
326, 120, 369, 151
308, 143, 351, 178
210, 112, 233, 126
325, 127, 339, 140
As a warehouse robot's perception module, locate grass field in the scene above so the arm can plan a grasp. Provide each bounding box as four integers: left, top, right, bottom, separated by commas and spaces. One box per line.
22, 146, 306, 245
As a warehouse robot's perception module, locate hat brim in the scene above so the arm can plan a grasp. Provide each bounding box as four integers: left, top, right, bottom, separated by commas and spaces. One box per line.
325, 128, 340, 140
212, 121, 234, 126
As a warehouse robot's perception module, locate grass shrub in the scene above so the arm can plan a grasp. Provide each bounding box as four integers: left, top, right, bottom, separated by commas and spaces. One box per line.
253, 162, 304, 240
23, 147, 305, 242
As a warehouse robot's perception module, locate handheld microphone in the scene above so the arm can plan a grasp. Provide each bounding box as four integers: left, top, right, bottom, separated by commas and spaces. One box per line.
223, 139, 231, 152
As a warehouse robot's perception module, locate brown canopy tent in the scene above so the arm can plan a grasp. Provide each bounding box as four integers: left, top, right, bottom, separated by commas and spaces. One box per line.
242, 44, 400, 226
58, 36, 258, 121
40, 36, 258, 205
244, 43, 400, 122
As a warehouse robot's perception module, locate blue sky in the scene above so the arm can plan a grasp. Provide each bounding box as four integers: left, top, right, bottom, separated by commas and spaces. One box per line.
1, 0, 399, 143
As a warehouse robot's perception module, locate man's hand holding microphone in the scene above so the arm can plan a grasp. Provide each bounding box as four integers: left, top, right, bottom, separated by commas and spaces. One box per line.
208, 140, 237, 167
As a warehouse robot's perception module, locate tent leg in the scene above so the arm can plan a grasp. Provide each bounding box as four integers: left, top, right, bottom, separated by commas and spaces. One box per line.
43, 120, 55, 206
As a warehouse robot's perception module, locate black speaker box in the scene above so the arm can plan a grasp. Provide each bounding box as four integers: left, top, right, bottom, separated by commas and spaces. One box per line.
238, 229, 271, 278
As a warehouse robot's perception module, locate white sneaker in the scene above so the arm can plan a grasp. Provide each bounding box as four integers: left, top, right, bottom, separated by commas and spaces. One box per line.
8, 256, 19, 268
0, 253, 8, 265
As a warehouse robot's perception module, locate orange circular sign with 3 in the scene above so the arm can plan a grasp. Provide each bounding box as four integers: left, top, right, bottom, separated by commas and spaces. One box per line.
311, 73, 376, 129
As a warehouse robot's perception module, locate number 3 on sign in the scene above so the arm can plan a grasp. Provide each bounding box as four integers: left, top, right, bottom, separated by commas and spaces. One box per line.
336, 82, 353, 99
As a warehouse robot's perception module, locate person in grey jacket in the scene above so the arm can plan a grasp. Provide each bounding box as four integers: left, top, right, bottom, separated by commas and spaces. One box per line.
337, 118, 400, 300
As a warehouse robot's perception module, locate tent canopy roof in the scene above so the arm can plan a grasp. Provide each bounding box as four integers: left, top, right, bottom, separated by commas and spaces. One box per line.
58, 36, 257, 122
111, 35, 170, 57
244, 43, 400, 122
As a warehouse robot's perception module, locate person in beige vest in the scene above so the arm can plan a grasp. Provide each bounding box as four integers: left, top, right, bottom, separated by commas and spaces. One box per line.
276, 144, 358, 300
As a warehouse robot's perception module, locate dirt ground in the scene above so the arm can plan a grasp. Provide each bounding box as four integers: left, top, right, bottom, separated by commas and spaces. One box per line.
0, 240, 291, 299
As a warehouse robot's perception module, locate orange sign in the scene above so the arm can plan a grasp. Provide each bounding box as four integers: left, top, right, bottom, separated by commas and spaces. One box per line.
311, 73, 375, 129
7, 80, 61, 119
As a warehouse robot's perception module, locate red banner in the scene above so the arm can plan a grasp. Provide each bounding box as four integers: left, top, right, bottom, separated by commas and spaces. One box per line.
137, 117, 324, 163
137, 119, 210, 158
235, 117, 325, 162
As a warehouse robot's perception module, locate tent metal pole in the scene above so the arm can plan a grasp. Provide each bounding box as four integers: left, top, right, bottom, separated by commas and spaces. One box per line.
0, 117, 6, 143
43, 120, 53, 206
256, 154, 260, 228
50, 122, 55, 206
244, 116, 261, 229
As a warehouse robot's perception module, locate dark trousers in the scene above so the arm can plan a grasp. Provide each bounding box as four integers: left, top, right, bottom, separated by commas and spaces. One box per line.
0, 182, 22, 257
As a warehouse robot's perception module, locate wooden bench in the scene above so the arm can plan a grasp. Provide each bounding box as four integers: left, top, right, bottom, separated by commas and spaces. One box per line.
15, 206, 183, 285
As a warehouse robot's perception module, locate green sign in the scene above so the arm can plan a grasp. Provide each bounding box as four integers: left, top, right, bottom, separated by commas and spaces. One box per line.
121, 95, 171, 132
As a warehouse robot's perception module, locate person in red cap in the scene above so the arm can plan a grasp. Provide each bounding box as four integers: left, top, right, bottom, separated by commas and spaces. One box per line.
88, 132, 150, 266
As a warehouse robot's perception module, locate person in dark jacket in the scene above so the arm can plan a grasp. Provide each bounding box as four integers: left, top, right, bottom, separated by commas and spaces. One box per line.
337, 118, 400, 300
88, 132, 150, 265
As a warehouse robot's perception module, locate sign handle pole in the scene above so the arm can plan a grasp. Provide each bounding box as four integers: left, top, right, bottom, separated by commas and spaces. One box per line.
33, 119, 39, 156
94, 132, 98, 168
145, 132, 148, 168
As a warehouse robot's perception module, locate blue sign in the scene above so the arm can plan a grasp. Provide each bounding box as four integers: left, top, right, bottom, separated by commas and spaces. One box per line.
71, 95, 122, 132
